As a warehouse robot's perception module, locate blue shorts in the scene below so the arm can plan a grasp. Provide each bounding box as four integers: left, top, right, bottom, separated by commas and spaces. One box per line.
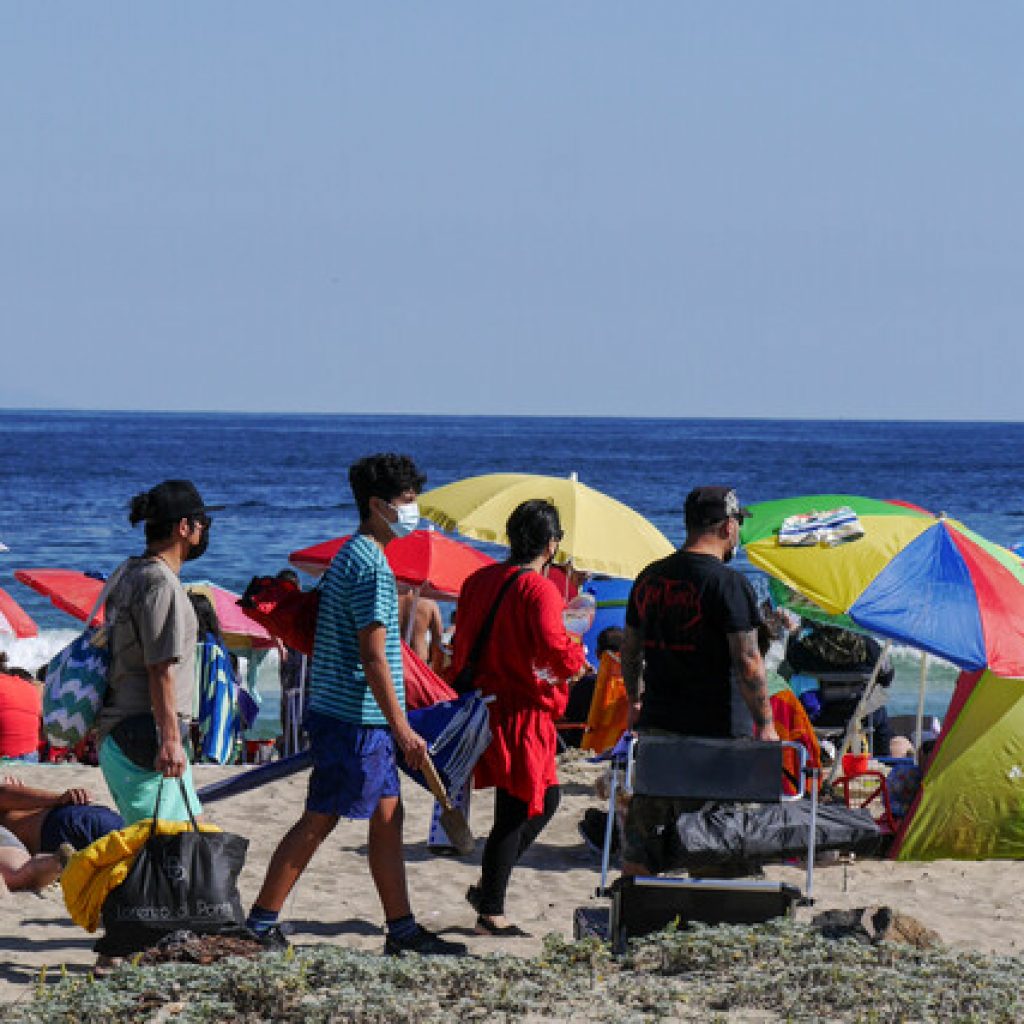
39, 804, 125, 853
305, 711, 400, 819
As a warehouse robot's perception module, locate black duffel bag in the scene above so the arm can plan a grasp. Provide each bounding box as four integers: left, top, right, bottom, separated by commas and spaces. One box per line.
96, 778, 249, 956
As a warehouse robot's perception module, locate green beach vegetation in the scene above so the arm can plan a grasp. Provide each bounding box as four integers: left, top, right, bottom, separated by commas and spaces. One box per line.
1, 920, 1021, 1023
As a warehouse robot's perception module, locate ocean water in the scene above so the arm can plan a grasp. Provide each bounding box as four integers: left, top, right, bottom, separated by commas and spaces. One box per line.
3, 411, 1023, 730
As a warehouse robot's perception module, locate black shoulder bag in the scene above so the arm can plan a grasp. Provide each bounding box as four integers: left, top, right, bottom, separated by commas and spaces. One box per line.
452, 568, 528, 694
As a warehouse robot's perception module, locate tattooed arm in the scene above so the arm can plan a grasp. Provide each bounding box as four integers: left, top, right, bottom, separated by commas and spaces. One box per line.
728, 629, 778, 741
620, 624, 645, 728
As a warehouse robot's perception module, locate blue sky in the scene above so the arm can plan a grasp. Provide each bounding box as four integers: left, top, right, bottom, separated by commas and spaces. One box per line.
2, 4, 1022, 419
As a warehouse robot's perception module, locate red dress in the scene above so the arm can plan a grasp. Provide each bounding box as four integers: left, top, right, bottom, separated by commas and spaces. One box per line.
453, 564, 587, 816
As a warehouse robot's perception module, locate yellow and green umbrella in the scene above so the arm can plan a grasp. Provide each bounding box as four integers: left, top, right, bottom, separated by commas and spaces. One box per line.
419, 472, 674, 580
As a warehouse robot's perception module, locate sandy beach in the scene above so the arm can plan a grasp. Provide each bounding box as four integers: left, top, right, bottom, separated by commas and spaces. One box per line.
2, 754, 1023, 1005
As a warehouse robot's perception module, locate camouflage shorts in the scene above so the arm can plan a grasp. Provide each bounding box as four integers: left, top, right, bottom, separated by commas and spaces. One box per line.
622, 793, 705, 872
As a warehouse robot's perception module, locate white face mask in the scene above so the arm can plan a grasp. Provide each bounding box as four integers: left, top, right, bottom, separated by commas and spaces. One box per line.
387, 501, 420, 539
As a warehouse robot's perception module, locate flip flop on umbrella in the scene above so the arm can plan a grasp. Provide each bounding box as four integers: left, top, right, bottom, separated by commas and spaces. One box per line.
419, 472, 674, 580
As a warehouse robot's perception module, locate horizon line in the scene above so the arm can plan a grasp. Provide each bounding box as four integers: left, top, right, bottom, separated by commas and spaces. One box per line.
1, 405, 1021, 428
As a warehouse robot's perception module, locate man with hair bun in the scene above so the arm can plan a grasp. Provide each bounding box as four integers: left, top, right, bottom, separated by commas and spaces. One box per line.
98, 479, 220, 826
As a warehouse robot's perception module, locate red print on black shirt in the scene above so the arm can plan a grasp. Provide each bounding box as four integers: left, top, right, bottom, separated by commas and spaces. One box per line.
633, 576, 702, 651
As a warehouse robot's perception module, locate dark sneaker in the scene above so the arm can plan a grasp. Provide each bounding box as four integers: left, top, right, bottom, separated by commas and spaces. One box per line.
253, 924, 292, 953
384, 926, 467, 957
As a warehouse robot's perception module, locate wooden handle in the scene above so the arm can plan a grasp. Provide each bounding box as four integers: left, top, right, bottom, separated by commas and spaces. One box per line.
420, 753, 453, 811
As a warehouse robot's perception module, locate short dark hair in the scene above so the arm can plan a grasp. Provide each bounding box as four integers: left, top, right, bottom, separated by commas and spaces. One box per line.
349, 454, 426, 521
276, 568, 300, 586
507, 499, 563, 563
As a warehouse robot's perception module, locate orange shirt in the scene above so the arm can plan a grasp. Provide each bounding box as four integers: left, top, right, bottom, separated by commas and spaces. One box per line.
0, 672, 42, 758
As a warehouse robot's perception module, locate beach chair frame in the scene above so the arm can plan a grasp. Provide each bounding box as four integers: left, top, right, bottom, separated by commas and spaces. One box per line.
598, 734, 819, 953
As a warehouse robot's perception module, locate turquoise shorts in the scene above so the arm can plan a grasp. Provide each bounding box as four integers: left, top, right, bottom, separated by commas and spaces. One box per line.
99, 735, 202, 826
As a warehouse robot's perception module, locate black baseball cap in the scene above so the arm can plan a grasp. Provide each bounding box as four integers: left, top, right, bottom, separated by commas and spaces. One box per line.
684, 486, 751, 530
136, 480, 224, 524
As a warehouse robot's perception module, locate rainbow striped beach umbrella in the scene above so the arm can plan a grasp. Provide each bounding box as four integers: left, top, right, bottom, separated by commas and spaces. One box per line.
741, 495, 1024, 678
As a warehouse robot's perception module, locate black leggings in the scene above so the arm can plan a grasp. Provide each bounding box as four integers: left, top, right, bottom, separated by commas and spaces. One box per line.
478, 785, 560, 916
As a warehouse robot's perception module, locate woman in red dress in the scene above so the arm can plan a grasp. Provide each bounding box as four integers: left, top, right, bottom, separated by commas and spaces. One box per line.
452, 500, 587, 936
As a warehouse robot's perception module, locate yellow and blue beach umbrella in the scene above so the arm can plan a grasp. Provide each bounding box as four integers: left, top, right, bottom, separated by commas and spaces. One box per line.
742, 495, 1024, 679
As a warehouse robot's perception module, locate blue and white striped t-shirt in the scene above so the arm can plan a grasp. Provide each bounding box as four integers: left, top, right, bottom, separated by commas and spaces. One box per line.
308, 533, 405, 725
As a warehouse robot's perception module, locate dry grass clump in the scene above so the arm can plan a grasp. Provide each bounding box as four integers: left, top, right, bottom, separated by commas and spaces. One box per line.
2, 919, 1021, 1023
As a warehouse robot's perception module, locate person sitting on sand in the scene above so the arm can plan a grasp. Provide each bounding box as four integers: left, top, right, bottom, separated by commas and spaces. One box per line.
0, 776, 124, 854
0, 825, 72, 896
0, 661, 43, 762
884, 735, 927, 821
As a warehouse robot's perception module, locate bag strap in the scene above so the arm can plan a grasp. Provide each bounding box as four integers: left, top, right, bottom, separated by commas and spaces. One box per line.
463, 567, 528, 676
88, 562, 130, 630
151, 775, 201, 838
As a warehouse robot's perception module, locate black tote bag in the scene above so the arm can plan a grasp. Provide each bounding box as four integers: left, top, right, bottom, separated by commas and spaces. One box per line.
97, 778, 249, 956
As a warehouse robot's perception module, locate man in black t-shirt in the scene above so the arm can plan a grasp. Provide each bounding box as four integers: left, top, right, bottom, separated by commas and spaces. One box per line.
620, 485, 778, 874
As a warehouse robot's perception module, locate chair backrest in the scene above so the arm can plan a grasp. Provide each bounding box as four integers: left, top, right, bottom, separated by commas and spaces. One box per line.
814, 670, 871, 703
632, 735, 803, 803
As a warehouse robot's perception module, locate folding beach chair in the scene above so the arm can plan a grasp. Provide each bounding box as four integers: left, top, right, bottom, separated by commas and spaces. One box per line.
593, 734, 820, 953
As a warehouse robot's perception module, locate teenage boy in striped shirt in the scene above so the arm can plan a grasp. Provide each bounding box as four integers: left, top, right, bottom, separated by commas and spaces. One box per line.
247, 454, 466, 956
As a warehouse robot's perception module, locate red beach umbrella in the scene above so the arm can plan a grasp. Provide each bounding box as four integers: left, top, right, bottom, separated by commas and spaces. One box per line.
15, 568, 106, 625
289, 529, 494, 600
0, 585, 38, 639
15, 568, 272, 649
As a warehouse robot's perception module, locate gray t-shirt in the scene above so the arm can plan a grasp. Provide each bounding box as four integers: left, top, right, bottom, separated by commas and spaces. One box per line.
96, 556, 198, 740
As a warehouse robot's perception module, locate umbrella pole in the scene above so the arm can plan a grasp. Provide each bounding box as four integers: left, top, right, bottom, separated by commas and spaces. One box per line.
913, 653, 929, 759
826, 640, 893, 785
